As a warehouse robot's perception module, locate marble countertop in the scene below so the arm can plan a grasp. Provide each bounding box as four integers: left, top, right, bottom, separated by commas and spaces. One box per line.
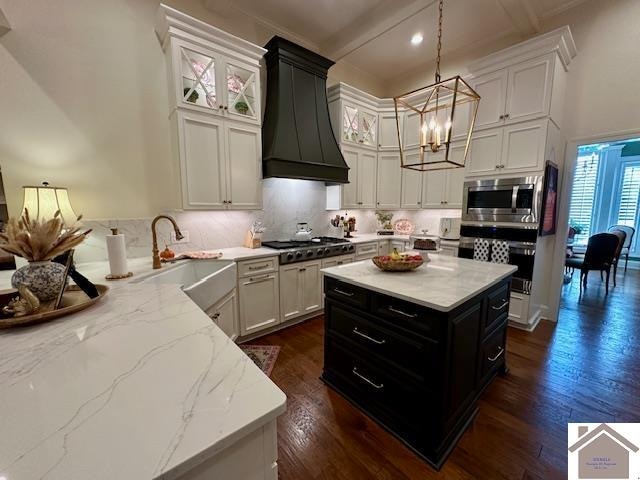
322, 254, 517, 312
0, 256, 285, 480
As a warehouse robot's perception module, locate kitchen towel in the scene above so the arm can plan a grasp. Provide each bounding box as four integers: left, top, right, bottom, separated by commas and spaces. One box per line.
491, 240, 510, 264
473, 238, 490, 262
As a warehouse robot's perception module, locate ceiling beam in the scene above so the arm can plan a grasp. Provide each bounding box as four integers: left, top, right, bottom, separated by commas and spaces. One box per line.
0, 7, 10, 37
320, 0, 437, 61
496, 0, 540, 36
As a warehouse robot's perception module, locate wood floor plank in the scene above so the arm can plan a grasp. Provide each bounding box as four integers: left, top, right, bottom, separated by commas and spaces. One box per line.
252, 269, 640, 479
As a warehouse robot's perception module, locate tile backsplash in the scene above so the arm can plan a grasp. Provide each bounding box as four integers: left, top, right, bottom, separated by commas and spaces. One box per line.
74, 178, 461, 263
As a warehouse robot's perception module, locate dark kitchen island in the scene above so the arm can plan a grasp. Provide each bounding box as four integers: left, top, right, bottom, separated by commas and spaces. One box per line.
321, 254, 517, 469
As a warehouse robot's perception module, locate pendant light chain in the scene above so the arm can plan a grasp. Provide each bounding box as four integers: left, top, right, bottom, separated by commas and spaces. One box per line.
435, 0, 443, 83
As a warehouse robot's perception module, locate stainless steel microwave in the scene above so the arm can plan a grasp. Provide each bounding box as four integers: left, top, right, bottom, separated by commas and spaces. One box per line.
461, 176, 543, 224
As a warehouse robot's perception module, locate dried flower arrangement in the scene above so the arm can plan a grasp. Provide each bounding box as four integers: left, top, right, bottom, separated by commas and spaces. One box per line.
0, 209, 91, 262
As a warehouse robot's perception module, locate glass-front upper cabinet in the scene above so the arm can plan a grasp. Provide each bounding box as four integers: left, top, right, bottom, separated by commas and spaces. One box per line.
172, 40, 261, 125
225, 60, 259, 122
341, 102, 377, 149
180, 47, 220, 110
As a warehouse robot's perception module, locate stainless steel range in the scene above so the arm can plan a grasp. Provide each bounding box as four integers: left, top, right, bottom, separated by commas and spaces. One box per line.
262, 237, 354, 264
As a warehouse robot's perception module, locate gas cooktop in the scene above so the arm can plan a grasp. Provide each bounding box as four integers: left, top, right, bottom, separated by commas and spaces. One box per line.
262, 237, 354, 264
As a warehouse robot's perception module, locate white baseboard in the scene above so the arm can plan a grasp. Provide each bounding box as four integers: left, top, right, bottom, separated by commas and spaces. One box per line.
508, 307, 542, 332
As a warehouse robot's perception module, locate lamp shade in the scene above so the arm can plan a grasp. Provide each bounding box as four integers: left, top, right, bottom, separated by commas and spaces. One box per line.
22, 182, 79, 227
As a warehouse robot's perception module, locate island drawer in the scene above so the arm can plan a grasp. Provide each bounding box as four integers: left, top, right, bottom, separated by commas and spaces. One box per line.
325, 300, 440, 382
478, 319, 507, 386
237, 257, 278, 277
484, 282, 510, 334
324, 336, 432, 432
370, 294, 443, 340
325, 277, 368, 309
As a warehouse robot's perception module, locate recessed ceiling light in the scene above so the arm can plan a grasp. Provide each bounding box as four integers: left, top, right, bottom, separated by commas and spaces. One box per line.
411, 33, 423, 46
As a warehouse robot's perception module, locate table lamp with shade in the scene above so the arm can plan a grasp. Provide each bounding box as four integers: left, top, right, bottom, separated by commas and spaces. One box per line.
21, 181, 79, 226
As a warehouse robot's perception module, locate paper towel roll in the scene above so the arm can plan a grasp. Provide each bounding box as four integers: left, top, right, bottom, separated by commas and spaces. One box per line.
106, 230, 128, 276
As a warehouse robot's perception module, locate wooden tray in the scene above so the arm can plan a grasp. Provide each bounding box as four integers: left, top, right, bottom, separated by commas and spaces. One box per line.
0, 284, 109, 329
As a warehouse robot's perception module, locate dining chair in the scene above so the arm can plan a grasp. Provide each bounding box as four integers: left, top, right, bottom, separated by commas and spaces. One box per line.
609, 229, 627, 286
607, 225, 635, 271
564, 233, 619, 294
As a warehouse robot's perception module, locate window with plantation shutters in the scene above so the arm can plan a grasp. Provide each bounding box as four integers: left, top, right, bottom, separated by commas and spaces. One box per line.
616, 162, 640, 252
568, 154, 600, 245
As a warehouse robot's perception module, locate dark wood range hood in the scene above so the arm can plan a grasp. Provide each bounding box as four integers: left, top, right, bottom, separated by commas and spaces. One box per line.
262, 36, 349, 184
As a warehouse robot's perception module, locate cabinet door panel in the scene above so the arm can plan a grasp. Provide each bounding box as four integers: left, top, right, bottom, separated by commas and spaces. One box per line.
376, 153, 401, 209
280, 265, 302, 322
302, 261, 322, 314
422, 169, 447, 208
400, 151, 423, 209
446, 167, 465, 208
342, 102, 359, 144
358, 150, 378, 209
360, 109, 378, 148
210, 290, 239, 341
379, 112, 401, 150
505, 56, 551, 124
470, 70, 507, 130
501, 120, 546, 173
465, 129, 503, 177
402, 110, 421, 149
225, 123, 262, 209
341, 148, 359, 208
176, 44, 222, 112
224, 59, 261, 124
239, 274, 280, 335
179, 112, 227, 209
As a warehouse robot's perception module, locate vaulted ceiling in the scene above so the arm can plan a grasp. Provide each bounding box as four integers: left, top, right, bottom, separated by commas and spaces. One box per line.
204, 0, 589, 85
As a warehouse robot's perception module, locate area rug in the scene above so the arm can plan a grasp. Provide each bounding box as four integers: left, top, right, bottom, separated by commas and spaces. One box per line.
239, 345, 281, 377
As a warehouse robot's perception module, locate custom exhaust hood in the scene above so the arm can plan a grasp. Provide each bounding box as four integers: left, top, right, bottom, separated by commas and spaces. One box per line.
262, 36, 349, 184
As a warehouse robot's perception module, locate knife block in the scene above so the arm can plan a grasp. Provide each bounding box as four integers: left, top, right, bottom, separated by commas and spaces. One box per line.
243, 231, 262, 249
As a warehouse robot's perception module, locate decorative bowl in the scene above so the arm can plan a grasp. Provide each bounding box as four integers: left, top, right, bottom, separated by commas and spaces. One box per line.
372, 255, 424, 272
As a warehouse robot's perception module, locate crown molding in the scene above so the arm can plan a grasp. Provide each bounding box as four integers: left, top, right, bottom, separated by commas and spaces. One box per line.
155, 4, 266, 61
468, 26, 577, 74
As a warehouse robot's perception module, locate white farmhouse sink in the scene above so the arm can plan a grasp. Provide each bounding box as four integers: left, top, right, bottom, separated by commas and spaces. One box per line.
134, 260, 236, 311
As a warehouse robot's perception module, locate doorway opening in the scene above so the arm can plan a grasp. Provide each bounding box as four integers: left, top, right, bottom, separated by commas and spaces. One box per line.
563, 137, 639, 299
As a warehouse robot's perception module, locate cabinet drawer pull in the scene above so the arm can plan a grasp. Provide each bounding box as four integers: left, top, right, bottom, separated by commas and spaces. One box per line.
210, 312, 220, 320
491, 300, 509, 311
352, 367, 384, 389
299, 267, 306, 272
333, 288, 354, 297
337, 261, 344, 265
248, 264, 270, 270
352, 327, 386, 345
388, 306, 418, 318
246, 274, 273, 284
488, 346, 504, 362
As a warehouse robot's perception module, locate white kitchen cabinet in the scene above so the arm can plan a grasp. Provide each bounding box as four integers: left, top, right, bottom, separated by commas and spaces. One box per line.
225, 122, 262, 209
177, 111, 227, 209
402, 110, 421, 150
279, 260, 322, 322
378, 241, 390, 256
378, 111, 401, 150
156, 16, 265, 211
446, 167, 465, 208
470, 55, 554, 132
470, 69, 508, 131
505, 56, 552, 125
400, 150, 423, 209
238, 258, 280, 336
176, 111, 262, 209
340, 101, 378, 149
207, 289, 239, 341
355, 242, 379, 260
376, 153, 402, 209
465, 128, 504, 177
500, 119, 547, 173
321, 254, 356, 269
390, 240, 411, 253
341, 146, 377, 209
439, 245, 459, 257
422, 170, 447, 209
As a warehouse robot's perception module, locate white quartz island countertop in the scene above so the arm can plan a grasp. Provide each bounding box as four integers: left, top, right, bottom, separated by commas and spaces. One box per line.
322, 254, 517, 312
0, 256, 285, 480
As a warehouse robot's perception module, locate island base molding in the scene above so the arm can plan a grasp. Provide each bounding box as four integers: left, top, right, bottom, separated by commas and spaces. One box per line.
321, 275, 512, 470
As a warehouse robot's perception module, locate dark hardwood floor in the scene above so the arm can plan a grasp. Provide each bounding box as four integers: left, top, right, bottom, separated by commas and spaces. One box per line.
257, 268, 640, 479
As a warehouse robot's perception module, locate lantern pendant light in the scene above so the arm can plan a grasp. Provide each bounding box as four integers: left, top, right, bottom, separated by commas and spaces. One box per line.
394, 0, 480, 171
